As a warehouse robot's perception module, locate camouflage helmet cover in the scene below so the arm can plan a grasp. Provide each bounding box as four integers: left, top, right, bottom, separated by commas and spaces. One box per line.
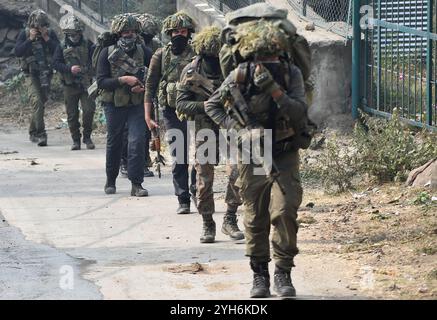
221, 3, 296, 46
111, 13, 140, 34
59, 14, 84, 33
192, 26, 222, 56
233, 19, 289, 59
136, 13, 161, 36
162, 11, 196, 35
28, 9, 49, 28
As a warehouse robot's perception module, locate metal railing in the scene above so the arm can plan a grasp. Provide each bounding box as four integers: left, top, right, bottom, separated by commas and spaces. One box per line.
63, 0, 141, 25
287, 0, 353, 38
353, 0, 436, 129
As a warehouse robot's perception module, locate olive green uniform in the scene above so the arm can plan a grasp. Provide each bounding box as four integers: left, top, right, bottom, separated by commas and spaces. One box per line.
15, 28, 59, 141
176, 56, 242, 216
55, 40, 95, 143
205, 61, 308, 270
145, 43, 197, 205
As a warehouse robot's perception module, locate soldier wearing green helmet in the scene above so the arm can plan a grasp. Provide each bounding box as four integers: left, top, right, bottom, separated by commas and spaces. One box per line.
119, 13, 163, 179
206, 17, 314, 298
144, 11, 197, 215
15, 9, 60, 147
53, 14, 96, 151
96, 13, 153, 197
176, 26, 244, 243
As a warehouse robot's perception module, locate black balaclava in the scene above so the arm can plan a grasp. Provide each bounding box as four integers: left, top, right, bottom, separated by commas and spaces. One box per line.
202, 55, 221, 75
142, 33, 154, 46
171, 34, 188, 55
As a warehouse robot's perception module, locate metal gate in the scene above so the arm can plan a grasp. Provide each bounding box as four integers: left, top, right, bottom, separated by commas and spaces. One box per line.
352, 0, 436, 129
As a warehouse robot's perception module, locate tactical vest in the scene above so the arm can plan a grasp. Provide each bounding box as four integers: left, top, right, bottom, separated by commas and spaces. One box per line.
229, 61, 315, 150
177, 56, 222, 126
61, 40, 92, 88
158, 43, 195, 108
101, 44, 145, 107
231, 61, 297, 142
20, 28, 52, 76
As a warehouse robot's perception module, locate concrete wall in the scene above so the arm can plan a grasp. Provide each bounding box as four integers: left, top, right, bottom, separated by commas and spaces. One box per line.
309, 40, 352, 127
177, 0, 225, 28
35, 0, 107, 43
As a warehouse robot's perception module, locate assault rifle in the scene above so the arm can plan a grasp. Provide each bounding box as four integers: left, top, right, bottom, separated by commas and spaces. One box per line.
228, 84, 286, 195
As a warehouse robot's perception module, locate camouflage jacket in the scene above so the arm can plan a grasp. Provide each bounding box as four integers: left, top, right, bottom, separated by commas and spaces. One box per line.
53, 39, 94, 89
176, 56, 223, 133
144, 43, 195, 109
205, 60, 308, 144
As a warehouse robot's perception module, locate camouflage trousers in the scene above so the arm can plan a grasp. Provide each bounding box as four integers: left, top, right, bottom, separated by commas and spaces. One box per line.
64, 85, 96, 141
238, 150, 302, 271
195, 161, 242, 216
27, 75, 50, 138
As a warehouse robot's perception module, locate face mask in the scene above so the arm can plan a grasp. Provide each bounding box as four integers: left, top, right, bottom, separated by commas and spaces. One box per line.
171, 35, 188, 55
118, 35, 137, 52
202, 55, 221, 74
142, 34, 154, 44
67, 33, 82, 45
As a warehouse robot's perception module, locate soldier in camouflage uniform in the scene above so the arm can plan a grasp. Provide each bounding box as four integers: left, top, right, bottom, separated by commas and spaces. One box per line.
144, 11, 197, 215
205, 19, 311, 298
14, 9, 60, 147
176, 26, 244, 243
53, 15, 96, 151
97, 14, 152, 197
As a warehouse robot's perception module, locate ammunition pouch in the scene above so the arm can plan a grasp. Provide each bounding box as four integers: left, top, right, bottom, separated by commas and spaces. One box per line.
274, 119, 316, 154
166, 82, 177, 108
158, 81, 177, 108
157, 79, 168, 107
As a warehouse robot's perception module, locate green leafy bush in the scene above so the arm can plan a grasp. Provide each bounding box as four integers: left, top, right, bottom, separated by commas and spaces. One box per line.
354, 111, 437, 183
313, 111, 437, 192
4, 72, 29, 106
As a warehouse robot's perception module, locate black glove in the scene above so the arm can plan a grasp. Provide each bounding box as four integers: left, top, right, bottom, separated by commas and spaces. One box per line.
253, 64, 281, 94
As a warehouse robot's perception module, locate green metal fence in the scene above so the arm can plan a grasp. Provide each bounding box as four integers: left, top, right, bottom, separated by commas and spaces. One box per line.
287, 0, 353, 38
353, 0, 436, 129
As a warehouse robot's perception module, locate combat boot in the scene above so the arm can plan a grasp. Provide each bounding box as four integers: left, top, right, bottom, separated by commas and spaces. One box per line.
176, 203, 191, 215
200, 217, 216, 243
104, 180, 116, 195
250, 260, 270, 298
131, 183, 149, 197
273, 265, 296, 297
37, 135, 47, 147
222, 213, 244, 240
83, 137, 95, 150
71, 140, 81, 151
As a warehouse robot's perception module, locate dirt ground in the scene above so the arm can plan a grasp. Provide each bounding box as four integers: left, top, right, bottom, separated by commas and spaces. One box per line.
0, 85, 436, 300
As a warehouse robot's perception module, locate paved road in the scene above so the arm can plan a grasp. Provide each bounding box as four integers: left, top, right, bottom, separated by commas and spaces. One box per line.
0, 127, 362, 300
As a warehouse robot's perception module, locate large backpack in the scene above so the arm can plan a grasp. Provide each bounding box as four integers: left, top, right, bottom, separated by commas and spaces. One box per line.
88, 31, 118, 99
91, 31, 118, 72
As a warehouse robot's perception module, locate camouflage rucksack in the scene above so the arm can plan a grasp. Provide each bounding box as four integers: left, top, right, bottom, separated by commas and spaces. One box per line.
220, 3, 313, 104
91, 31, 118, 72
